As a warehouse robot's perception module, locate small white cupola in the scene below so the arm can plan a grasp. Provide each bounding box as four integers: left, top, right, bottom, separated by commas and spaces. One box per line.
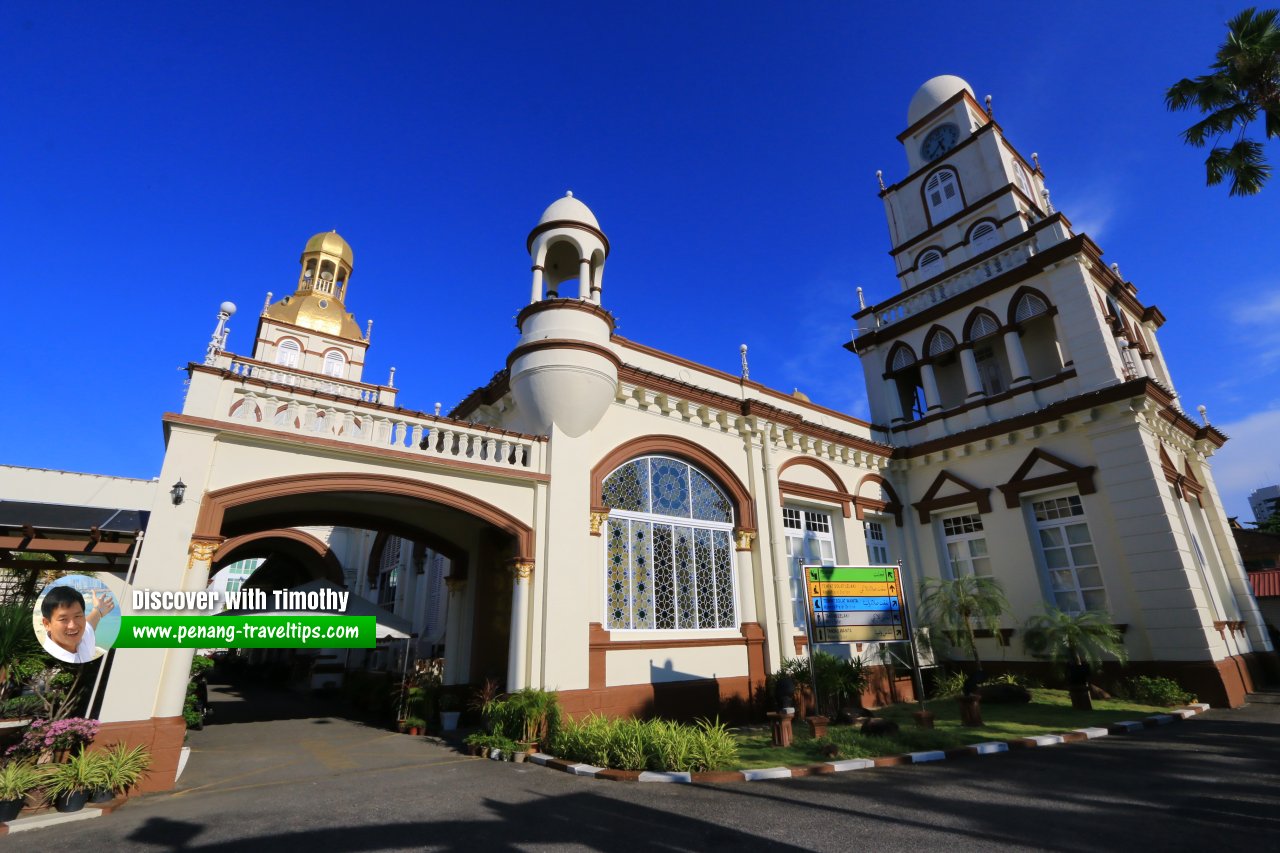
527, 191, 609, 304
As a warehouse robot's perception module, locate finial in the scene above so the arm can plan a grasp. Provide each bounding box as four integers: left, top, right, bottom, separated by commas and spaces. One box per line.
1197, 404, 1209, 425
1031, 152, 1040, 171
1041, 187, 1054, 213
1110, 262, 1122, 280
739, 344, 750, 381
434, 402, 441, 417
984, 94, 992, 117
388, 367, 396, 388
857, 286, 866, 310
365, 319, 373, 342
262, 292, 272, 313
876, 170, 885, 191
565, 190, 573, 198
203, 301, 236, 365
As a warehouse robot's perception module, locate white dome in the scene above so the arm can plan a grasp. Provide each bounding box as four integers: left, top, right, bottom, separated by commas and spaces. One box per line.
537, 191, 600, 229
908, 75, 975, 126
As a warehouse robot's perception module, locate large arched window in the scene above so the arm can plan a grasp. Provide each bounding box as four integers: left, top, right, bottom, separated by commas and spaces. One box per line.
275, 338, 301, 368
601, 455, 736, 631
323, 350, 346, 378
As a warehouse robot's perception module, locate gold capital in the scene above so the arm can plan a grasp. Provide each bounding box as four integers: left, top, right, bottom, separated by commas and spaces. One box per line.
733, 528, 757, 552
589, 510, 610, 536
510, 560, 535, 581
187, 538, 219, 569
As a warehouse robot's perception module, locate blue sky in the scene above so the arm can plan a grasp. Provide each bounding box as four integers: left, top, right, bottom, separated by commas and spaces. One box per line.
2, 1, 1277, 520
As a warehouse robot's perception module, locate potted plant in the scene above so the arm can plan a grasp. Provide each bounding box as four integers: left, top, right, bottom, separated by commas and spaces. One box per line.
40, 750, 105, 813
918, 575, 1010, 726
469, 677, 501, 730
404, 716, 426, 737
4, 717, 99, 764
0, 761, 40, 822
1022, 607, 1128, 711
439, 693, 461, 732
98, 742, 151, 800
463, 731, 494, 756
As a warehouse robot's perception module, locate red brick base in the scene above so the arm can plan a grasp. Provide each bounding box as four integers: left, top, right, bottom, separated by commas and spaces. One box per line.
94, 716, 187, 793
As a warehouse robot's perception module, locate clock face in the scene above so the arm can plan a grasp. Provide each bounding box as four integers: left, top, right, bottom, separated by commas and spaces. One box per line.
921, 123, 960, 162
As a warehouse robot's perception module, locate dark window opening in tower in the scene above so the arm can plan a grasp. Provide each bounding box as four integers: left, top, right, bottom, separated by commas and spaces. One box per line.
895, 368, 926, 421
974, 345, 1008, 395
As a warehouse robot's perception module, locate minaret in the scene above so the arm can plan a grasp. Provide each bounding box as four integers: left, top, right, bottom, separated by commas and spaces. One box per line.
251, 231, 371, 383
508, 192, 618, 437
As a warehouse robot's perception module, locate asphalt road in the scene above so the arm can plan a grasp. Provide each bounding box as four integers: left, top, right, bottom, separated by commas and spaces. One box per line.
12, 684, 1280, 851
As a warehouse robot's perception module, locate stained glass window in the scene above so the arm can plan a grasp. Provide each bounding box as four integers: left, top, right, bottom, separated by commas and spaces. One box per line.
601, 456, 736, 630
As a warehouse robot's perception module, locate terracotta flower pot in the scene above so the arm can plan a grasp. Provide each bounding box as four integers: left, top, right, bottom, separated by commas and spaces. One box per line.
956, 694, 984, 727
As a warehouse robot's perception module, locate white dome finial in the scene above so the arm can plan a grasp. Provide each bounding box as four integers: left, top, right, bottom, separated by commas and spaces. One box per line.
566, 190, 573, 198
908, 75, 975, 125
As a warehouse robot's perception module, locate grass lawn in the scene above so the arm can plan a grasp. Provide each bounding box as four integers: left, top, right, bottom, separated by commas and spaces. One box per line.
733, 690, 1177, 769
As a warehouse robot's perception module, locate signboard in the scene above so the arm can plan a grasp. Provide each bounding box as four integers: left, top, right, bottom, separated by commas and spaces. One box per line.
804, 565, 906, 645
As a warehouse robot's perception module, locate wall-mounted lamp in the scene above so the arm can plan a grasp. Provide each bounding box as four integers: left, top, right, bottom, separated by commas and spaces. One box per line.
170, 479, 187, 506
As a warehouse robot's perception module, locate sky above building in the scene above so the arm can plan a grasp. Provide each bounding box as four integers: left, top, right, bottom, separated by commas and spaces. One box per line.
2, 1, 1277, 520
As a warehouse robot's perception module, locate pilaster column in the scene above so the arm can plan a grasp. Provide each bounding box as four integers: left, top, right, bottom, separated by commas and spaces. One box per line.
530, 265, 544, 303
1004, 329, 1032, 385
506, 560, 534, 692
919, 363, 942, 412
1051, 312, 1073, 367
155, 536, 221, 718
579, 258, 591, 301
442, 576, 467, 685
958, 347, 985, 400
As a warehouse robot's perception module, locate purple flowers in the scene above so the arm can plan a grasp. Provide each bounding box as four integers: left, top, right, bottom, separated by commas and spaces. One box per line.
5, 717, 99, 760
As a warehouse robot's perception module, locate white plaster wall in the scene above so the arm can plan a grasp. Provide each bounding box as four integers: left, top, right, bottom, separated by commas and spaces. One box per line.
0, 466, 158, 509
604, 644, 748, 687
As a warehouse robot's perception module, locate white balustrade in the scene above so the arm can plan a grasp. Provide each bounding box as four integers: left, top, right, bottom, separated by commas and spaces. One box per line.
227, 356, 384, 404
875, 235, 1039, 330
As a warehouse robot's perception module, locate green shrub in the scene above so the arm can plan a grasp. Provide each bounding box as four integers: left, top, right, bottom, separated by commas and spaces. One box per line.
485, 689, 561, 745
0, 760, 41, 800
1118, 676, 1196, 706
929, 669, 969, 698
549, 714, 739, 772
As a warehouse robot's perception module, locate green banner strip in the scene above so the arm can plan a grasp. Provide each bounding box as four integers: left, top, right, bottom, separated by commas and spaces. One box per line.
805, 566, 896, 583
116, 615, 377, 649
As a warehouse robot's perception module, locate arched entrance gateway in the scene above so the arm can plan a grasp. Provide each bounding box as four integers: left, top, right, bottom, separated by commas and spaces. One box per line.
88, 168, 1274, 792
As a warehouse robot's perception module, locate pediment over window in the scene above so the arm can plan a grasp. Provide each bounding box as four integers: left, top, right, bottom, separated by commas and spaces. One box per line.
854, 473, 904, 527
912, 470, 991, 524
998, 448, 1096, 508
778, 457, 853, 518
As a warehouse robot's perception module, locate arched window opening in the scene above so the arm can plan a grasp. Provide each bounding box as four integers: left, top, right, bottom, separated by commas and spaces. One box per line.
1014, 292, 1049, 322
1013, 292, 1062, 380
601, 456, 736, 631
917, 248, 944, 275
926, 329, 957, 358
969, 221, 999, 254
318, 261, 337, 295
967, 311, 1008, 396
888, 346, 925, 422
927, 328, 964, 410
924, 169, 963, 222
323, 350, 346, 379
1014, 162, 1031, 195
275, 338, 301, 368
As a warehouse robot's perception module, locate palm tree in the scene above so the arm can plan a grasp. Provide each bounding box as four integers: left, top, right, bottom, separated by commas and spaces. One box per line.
917, 575, 1010, 676
1165, 7, 1280, 196
1022, 607, 1128, 710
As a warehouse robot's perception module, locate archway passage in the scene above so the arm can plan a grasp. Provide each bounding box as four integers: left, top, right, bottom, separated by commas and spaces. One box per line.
187, 472, 534, 728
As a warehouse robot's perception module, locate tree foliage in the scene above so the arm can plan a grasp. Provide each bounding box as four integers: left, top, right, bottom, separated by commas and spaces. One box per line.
1022, 607, 1129, 671
1166, 7, 1280, 195
917, 575, 1010, 668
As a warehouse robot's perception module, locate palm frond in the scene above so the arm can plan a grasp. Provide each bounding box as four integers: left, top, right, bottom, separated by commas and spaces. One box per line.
1182, 102, 1257, 146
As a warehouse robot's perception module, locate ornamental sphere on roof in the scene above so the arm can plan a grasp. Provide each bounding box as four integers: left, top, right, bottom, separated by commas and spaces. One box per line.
536, 190, 600, 229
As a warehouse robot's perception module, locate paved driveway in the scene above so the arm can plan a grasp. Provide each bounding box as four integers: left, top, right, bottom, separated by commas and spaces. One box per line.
11, 685, 1280, 851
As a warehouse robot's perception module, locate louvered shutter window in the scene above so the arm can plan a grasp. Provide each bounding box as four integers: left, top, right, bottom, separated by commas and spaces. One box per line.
925, 170, 962, 220
891, 347, 916, 371
969, 313, 999, 341
970, 222, 998, 252
1014, 293, 1049, 322
918, 249, 943, 272
927, 330, 957, 357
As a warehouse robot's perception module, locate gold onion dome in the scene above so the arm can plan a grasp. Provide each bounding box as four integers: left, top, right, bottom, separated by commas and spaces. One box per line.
303, 230, 354, 267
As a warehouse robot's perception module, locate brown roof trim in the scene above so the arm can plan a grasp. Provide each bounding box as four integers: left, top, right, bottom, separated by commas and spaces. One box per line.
895, 89, 992, 143
526, 219, 611, 255
506, 338, 623, 371
450, 369, 511, 420
912, 470, 992, 524
163, 413, 551, 483
894, 378, 1227, 459
612, 336, 880, 434
998, 448, 1097, 508
854, 473, 904, 526
778, 481, 854, 518
254, 314, 370, 346
851, 229, 1083, 350
890, 204, 1027, 260
516, 298, 617, 333
884, 123, 992, 197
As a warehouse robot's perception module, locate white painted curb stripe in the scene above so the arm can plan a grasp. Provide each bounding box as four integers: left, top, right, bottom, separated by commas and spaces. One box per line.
1189, 703, 1210, 711
909, 750, 946, 763
569, 763, 603, 777
1073, 727, 1109, 739
1173, 709, 1195, 719
529, 752, 553, 766
827, 758, 875, 772
742, 767, 793, 781
1026, 734, 1064, 746
7, 808, 103, 833
969, 742, 1009, 755
1111, 721, 1143, 731
639, 771, 692, 783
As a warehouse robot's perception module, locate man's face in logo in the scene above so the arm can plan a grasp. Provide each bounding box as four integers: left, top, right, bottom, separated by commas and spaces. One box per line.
43, 602, 86, 653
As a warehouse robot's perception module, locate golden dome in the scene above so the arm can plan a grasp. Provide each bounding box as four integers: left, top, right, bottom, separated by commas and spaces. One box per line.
791, 388, 811, 402
263, 292, 364, 341
303, 231, 354, 267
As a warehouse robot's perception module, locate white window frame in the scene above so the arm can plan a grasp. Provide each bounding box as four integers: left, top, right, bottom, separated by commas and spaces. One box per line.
322, 349, 346, 378
925, 169, 963, 222
1026, 493, 1107, 613
275, 338, 301, 368
863, 517, 892, 565
969, 221, 999, 254
937, 512, 991, 579
784, 505, 837, 631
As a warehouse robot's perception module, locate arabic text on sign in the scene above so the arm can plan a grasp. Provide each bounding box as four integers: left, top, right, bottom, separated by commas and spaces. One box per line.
810, 582, 898, 597
806, 567, 896, 584
814, 625, 905, 642
811, 596, 900, 612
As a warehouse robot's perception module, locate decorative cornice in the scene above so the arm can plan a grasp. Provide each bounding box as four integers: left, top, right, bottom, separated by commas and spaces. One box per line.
515, 298, 617, 333
507, 338, 622, 371
526, 219, 611, 255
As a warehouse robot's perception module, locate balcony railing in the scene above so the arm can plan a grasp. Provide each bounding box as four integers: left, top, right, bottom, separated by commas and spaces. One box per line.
226, 356, 385, 404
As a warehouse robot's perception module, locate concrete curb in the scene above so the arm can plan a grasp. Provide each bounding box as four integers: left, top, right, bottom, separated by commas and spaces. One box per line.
0, 797, 128, 835
509, 703, 1209, 785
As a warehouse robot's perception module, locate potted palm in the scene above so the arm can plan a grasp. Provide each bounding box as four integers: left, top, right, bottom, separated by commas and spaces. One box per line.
41, 750, 106, 813
404, 716, 426, 737
918, 575, 1010, 726
0, 761, 40, 822
1022, 607, 1128, 711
